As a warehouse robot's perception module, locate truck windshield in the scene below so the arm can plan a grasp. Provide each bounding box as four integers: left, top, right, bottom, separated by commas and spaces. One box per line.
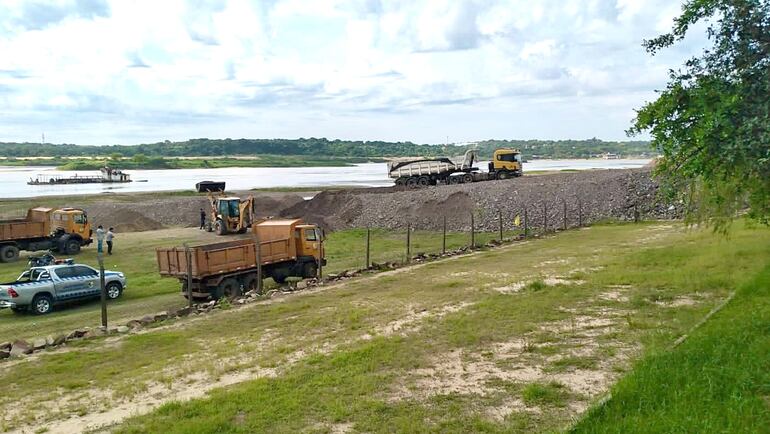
498, 153, 519, 162
73, 213, 87, 224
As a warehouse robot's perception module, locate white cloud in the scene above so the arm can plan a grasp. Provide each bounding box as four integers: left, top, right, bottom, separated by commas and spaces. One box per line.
0, 0, 706, 145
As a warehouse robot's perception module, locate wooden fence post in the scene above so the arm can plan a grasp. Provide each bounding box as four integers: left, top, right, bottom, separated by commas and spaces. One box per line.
184, 243, 192, 308
563, 199, 567, 230
442, 216, 447, 254
253, 229, 263, 291
498, 209, 503, 241
98, 254, 107, 329
470, 213, 475, 248
524, 207, 529, 238
406, 223, 411, 262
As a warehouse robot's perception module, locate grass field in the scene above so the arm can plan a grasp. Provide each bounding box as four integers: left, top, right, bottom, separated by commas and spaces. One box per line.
0, 220, 766, 432
0, 226, 510, 343
572, 263, 770, 433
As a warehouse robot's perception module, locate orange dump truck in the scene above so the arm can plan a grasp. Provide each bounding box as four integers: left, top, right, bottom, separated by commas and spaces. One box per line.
156, 218, 325, 299
0, 207, 93, 263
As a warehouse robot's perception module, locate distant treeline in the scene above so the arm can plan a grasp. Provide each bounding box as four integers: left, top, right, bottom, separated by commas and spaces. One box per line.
0, 137, 652, 159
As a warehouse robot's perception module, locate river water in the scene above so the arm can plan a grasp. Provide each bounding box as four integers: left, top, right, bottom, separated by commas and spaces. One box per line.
0, 159, 651, 199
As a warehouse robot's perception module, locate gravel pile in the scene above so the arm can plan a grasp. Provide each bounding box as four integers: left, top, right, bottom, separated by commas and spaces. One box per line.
74, 192, 307, 232
283, 169, 680, 231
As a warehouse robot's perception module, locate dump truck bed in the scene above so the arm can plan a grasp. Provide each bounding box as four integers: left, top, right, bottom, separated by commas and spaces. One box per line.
156, 219, 303, 279
0, 208, 52, 241
387, 158, 460, 179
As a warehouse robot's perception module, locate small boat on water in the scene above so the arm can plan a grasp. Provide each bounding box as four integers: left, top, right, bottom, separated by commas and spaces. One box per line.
28, 167, 132, 185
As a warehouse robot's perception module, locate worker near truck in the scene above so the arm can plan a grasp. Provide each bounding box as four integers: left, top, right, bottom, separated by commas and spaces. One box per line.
106, 227, 115, 255
96, 225, 105, 253
199, 208, 206, 230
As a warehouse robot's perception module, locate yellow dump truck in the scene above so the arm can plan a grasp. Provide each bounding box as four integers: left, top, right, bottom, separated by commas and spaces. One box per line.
0, 207, 93, 263
156, 218, 325, 299
388, 148, 523, 186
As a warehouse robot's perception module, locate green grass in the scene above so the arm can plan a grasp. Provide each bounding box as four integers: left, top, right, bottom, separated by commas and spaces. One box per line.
1, 221, 768, 432
107, 221, 770, 433
571, 265, 770, 433
522, 382, 570, 406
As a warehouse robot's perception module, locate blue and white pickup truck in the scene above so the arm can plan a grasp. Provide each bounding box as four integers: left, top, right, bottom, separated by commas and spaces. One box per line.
0, 264, 127, 315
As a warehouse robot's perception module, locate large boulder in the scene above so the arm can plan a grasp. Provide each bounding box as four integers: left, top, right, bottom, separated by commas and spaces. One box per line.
10, 340, 32, 357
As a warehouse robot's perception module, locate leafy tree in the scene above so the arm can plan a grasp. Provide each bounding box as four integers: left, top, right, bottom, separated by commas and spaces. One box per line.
629, 0, 769, 227
132, 153, 148, 164
109, 152, 124, 161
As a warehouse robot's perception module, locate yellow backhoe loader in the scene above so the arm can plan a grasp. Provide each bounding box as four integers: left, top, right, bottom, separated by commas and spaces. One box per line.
206, 194, 255, 235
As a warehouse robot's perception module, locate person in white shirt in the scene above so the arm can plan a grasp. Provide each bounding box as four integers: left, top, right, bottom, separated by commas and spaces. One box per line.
96, 225, 105, 254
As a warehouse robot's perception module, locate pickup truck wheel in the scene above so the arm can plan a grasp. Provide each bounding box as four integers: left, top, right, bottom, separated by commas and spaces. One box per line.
218, 278, 241, 299
106, 282, 123, 299
30, 294, 53, 315
0, 245, 20, 263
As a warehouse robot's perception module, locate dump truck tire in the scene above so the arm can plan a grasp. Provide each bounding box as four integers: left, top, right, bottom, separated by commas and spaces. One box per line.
0, 245, 20, 263
449, 176, 461, 185
417, 176, 430, 186
302, 262, 318, 278
64, 238, 81, 255
272, 269, 288, 284
217, 278, 241, 299
242, 274, 260, 294
462, 174, 473, 183
406, 177, 418, 188
496, 171, 510, 180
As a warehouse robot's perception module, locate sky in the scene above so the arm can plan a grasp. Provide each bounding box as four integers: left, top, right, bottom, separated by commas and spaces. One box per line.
0, 0, 709, 146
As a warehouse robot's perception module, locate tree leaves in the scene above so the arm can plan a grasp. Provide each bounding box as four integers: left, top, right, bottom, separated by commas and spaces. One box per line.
631, 0, 770, 228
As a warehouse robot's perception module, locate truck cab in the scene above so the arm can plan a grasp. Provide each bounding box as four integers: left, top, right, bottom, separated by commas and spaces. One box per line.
295, 224, 324, 265
51, 208, 92, 242
489, 148, 523, 179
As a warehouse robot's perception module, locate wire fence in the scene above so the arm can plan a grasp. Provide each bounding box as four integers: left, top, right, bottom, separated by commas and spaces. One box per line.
326, 195, 664, 275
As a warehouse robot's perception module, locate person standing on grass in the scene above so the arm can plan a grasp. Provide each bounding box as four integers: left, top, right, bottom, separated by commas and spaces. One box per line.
200, 208, 206, 230
106, 227, 115, 255
96, 225, 105, 254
